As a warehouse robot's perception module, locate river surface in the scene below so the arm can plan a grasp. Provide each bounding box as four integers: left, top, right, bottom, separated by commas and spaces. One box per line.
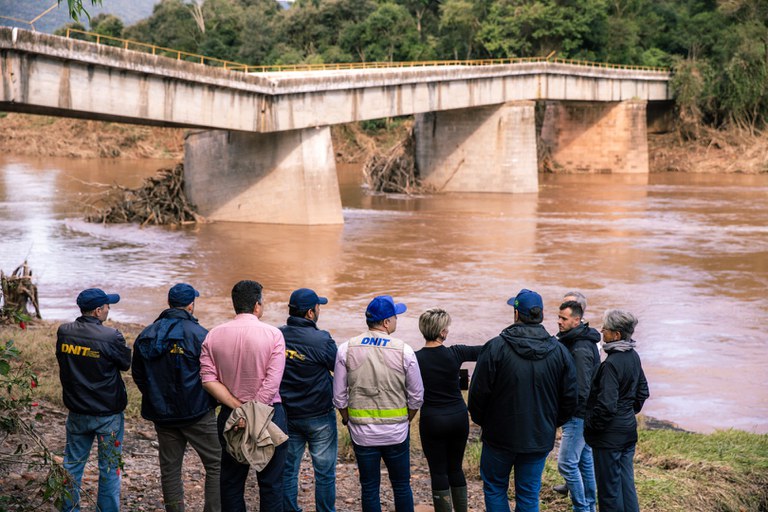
1, 154, 766, 434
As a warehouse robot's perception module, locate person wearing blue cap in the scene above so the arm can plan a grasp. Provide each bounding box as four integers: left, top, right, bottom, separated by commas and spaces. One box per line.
56, 288, 131, 512
132, 283, 221, 512
279, 288, 338, 512
332, 295, 424, 512
468, 289, 577, 512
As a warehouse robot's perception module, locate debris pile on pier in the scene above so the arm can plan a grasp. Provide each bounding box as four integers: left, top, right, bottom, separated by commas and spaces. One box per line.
363, 128, 431, 194
85, 164, 204, 226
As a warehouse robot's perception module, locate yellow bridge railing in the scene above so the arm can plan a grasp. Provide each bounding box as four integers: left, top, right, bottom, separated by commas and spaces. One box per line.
64, 28, 669, 74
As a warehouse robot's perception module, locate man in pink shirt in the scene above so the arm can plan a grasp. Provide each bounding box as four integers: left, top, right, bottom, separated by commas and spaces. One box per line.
200, 280, 287, 512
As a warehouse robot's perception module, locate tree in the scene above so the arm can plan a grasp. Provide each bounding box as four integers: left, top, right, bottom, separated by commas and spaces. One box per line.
341, 3, 420, 62
122, 0, 199, 54
90, 14, 124, 39
476, 0, 608, 59
61, 0, 102, 22
438, 0, 488, 59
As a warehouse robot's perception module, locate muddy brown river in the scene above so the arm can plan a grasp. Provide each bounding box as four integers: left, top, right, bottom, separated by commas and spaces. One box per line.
1, 154, 766, 434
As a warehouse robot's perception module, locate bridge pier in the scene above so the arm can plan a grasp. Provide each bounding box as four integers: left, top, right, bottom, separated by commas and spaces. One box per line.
414, 101, 538, 193
184, 127, 343, 224
540, 100, 649, 173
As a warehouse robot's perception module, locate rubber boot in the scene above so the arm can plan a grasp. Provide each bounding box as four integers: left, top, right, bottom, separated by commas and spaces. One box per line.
450, 486, 468, 512
432, 489, 453, 512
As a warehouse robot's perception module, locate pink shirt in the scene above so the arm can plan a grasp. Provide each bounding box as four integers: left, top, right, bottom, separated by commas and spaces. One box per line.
200, 313, 285, 405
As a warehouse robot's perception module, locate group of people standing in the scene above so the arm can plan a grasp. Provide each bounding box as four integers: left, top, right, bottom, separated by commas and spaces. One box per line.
54, 281, 649, 512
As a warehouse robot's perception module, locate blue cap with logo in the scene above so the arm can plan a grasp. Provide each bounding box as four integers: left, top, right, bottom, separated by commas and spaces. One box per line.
507, 288, 543, 315
289, 288, 328, 310
76, 288, 120, 311
365, 295, 407, 322
168, 283, 200, 307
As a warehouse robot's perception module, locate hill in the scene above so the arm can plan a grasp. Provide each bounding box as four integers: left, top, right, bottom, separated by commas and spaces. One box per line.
0, 0, 160, 34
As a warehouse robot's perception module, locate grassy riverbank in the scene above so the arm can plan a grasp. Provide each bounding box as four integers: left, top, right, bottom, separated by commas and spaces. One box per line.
2, 321, 767, 511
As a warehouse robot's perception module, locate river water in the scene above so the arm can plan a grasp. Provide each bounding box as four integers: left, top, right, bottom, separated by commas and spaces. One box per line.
1, 154, 766, 434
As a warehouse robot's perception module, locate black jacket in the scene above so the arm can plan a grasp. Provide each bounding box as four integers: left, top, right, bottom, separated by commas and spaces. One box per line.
56, 315, 131, 416
279, 316, 337, 419
584, 346, 650, 449
468, 322, 577, 453
557, 322, 601, 418
132, 308, 216, 426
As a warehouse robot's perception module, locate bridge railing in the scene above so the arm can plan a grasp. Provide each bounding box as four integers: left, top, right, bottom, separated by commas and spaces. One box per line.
64, 28, 669, 74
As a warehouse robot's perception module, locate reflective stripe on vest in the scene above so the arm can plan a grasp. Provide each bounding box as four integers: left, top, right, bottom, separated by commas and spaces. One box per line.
348, 406, 408, 420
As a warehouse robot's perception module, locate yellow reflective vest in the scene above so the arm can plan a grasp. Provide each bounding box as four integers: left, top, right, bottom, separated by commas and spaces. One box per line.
346, 330, 408, 424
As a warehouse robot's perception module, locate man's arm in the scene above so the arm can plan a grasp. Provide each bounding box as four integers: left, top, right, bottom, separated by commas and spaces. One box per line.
256, 330, 286, 405
467, 342, 494, 426
109, 331, 132, 371
332, 343, 349, 424
557, 347, 578, 427
323, 334, 338, 372
202, 381, 242, 409
198, 333, 241, 408
403, 345, 424, 421
130, 347, 147, 394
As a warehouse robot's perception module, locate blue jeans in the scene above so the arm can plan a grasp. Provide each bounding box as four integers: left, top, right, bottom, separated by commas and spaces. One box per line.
479, 443, 547, 512
217, 403, 288, 512
557, 417, 596, 512
283, 410, 337, 512
62, 412, 124, 512
593, 445, 640, 512
352, 436, 413, 512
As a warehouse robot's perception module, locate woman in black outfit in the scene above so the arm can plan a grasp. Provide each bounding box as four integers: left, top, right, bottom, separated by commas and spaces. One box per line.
415, 308, 484, 512
584, 309, 650, 512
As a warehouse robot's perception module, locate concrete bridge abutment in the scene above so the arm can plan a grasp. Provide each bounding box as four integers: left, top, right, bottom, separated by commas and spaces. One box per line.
414, 101, 538, 193
540, 100, 649, 174
184, 127, 343, 224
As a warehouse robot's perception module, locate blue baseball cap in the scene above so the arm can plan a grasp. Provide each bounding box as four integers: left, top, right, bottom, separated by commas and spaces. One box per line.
289, 288, 328, 310
168, 283, 200, 307
76, 288, 120, 311
365, 295, 407, 323
507, 288, 543, 316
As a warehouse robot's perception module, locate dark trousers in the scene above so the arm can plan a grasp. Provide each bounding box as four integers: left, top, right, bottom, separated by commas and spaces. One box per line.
419, 410, 470, 490
593, 445, 640, 512
352, 436, 413, 512
217, 404, 288, 512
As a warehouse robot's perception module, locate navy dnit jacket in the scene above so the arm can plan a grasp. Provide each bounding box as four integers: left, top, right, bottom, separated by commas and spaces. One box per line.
132, 308, 216, 426
279, 316, 337, 419
56, 315, 132, 416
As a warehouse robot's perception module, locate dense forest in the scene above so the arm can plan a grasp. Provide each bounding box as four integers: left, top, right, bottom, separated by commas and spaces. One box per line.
59, 0, 767, 134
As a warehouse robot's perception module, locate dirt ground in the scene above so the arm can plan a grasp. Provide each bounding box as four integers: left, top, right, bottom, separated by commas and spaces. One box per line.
2, 112, 766, 174
0, 113, 185, 160
2, 400, 490, 512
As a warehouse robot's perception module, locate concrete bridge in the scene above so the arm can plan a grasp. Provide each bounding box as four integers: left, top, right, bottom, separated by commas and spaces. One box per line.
0, 27, 672, 224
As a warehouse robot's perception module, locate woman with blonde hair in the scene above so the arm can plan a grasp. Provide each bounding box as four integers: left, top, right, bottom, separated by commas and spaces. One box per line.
415, 308, 484, 512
